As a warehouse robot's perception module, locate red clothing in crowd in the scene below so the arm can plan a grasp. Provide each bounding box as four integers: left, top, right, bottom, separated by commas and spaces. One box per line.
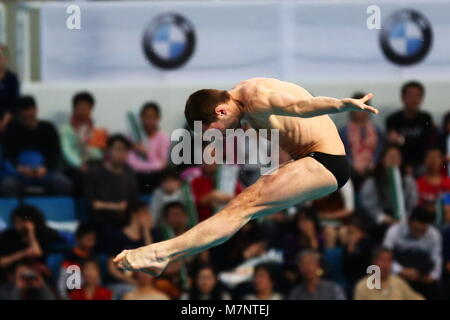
416, 175, 450, 205
69, 287, 112, 300
191, 175, 243, 222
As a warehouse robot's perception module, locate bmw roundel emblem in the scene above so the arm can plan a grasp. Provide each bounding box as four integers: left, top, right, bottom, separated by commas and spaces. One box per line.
143, 13, 196, 70
380, 9, 432, 66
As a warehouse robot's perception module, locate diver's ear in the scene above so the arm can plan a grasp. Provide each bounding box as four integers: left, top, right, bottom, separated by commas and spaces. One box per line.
215, 104, 228, 116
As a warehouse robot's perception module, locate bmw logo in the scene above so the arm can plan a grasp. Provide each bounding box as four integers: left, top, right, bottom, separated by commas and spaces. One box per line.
380, 9, 432, 66
142, 13, 196, 70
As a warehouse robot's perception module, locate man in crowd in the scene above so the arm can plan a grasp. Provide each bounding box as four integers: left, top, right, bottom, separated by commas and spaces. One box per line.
1, 96, 72, 196
0, 44, 20, 136
288, 250, 346, 300
383, 206, 444, 299
84, 134, 139, 238
354, 247, 424, 300
386, 81, 439, 173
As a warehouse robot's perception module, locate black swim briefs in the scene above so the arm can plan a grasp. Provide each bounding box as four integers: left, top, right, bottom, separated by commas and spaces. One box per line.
307, 151, 351, 189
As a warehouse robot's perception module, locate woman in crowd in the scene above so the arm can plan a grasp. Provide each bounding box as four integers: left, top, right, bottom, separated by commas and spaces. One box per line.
360, 144, 418, 241
243, 263, 284, 300
69, 258, 112, 300
105, 201, 153, 299
180, 264, 231, 300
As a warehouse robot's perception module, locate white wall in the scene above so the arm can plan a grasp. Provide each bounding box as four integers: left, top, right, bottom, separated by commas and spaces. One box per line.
22, 79, 450, 137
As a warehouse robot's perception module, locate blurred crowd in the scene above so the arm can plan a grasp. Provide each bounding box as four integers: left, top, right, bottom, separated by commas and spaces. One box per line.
0, 45, 449, 300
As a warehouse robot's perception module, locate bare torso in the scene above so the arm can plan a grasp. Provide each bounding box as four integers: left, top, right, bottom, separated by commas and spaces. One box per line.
231, 77, 345, 159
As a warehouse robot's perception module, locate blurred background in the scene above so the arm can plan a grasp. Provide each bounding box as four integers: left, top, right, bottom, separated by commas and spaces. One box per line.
0, 0, 449, 301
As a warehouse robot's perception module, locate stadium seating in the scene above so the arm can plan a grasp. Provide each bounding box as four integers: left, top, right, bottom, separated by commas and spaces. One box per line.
0, 197, 19, 226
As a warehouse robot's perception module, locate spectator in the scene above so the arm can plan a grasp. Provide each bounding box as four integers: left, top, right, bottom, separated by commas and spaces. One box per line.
243, 263, 284, 300
354, 247, 424, 300
441, 111, 450, 168
69, 258, 112, 300
0, 205, 62, 282
128, 102, 170, 194
191, 162, 244, 222
1, 96, 72, 196
383, 206, 444, 299
339, 92, 384, 191
342, 216, 375, 294
210, 220, 266, 272
122, 272, 170, 300
0, 44, 20, 136
386, 81, 439, 172
57, 223, 97, 299
180, 264, 230, 300
288, 250, 346, 300
312, 179, 355, 224
150, 169, 184, 226
60, 91, 107, 195
0, 262, 55, 300
282, 207, 323, 273
84, 134, 139, 232
442, 218, 450, 297
416, 147, 450, 214
105, 201, 153, 299
259, 210, 290, 251
360, 144, 418, 240
156, 201, 189, 241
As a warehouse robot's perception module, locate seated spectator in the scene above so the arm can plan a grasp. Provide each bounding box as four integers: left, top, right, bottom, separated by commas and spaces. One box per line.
360, 144, 418, 241
69, 258, 112, 300
191, 162, 244, 222
104, 201, 153, 299
0, 262, 55, 300
442, 220, 450, 297
128, 102, 170, 194
60, 91, 107, 195
0, 205, 63, 282
354, 247, 424, 300
386, 81, 439, 173
155, 201, 190, 241
151, 169, 184, 226
180, 264, 230, 300
84, 134, 139, 232
1, 96, 72, 196
383, 206, 444, 299
210, 219, 267, 273
259, 210, 290, 251
339, 92, 384, 191
57, 223, 97, 299
282, 207, 323, 274
312, 179, 354, 224
416, 147, 450, 214
122, 272, 170, 300
342, 216, 375, 294
441, 111, 450, 169
288, 250, 346, 300
0, 44, 20, 136
243, 263, 284, 300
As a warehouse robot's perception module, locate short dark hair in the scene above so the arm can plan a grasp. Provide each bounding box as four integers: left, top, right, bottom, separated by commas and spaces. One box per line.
107, 134, 132, 150
409, 206, 434, 224
401, 81, 425, 97
11, 205, 46, 231
162, 201, 186, 219
17, 96, 37, 112
75, 223, 96, 239
160, 167, 181, 182
140, 101, 161, 118
72, 91, 95, 109
371, 247, 392, 262
184, 89, 231, 130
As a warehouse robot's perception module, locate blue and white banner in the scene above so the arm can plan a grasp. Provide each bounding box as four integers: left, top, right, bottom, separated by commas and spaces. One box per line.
39, 1, 450, 83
